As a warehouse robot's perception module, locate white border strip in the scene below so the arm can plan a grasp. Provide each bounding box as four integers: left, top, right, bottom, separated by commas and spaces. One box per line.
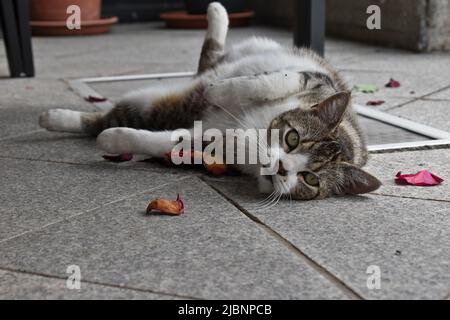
68, 71, 450, 152
354, 104, 450, 139
68, 79, 114, 111
368, 139, 450, 152
80, 71, 196, 83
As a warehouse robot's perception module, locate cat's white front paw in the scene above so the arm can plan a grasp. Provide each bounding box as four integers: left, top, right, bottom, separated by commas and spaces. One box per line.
39, 109, 82, 133
97, 127, 136, 154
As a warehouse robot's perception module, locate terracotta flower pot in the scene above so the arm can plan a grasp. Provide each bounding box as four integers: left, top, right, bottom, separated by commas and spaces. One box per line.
185, 0, 246, 14
29, 0, 118, 36
30, 0, 102, 21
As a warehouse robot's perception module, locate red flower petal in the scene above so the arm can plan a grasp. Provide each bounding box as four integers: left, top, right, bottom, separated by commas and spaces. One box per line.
366, 100, 385, 106
102, 153, 133, 162
385, 78, 401, 88
176, 194, 184, 210
85, 95, 108, 103
395, 170, 443, 186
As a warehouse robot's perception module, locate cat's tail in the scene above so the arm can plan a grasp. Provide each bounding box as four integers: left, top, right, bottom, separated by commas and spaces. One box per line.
39, 109, 105, 136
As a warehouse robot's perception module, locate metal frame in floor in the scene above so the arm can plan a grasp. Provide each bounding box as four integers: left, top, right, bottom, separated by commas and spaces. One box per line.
68, 72, 450, 153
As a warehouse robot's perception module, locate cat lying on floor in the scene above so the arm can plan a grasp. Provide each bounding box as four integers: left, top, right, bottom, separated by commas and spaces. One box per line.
39, 2, 381, 200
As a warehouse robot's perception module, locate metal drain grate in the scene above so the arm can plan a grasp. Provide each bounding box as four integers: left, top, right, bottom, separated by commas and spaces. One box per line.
69, 72, 450, 152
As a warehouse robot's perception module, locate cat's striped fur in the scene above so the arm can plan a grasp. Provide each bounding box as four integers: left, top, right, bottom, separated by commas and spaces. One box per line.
39, 2, 380, 200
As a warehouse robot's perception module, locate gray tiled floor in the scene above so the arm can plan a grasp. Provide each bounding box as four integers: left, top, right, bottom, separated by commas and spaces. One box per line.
0, 23, 449, 299
0, 270, 176, 300
389, 99, 450, 132
205, 178, 450, 299
0, 178, 347, 300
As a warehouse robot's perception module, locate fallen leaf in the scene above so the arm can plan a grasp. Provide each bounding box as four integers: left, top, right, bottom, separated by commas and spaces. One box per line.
85, 95, 108, 103
146, 194, 184, 216
354, 84, 378, 93
395, 170, 443, 186
164, 149, 228, 176
385, 78, 401, 88
366, 100, 385, 106
102, 153, 133, 162
203, 154, 227, 176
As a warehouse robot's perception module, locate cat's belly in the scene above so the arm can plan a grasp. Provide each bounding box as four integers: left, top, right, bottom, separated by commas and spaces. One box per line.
202, 52, 327, 83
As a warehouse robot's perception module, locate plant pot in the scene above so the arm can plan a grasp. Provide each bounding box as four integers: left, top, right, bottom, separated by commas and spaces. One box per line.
160, 10, 254, 28
185, 0, 246, 14
30, 0, 117, 36
30, 0, 102, 21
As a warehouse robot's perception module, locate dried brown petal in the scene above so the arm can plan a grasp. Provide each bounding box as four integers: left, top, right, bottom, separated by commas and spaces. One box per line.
146, 194, 184, 216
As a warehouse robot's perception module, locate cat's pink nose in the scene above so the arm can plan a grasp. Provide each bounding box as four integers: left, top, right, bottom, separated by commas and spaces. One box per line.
278, 160, 287, 176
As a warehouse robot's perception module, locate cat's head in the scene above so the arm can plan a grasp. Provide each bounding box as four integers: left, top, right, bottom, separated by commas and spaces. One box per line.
262, 91, 381, 200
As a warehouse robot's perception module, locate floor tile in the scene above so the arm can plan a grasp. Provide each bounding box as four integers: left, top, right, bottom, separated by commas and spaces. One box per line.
0, 158, 182, 241
366, 149, 450, 201
0, 270, 175, 300
0, 182, 348, 299
206, 178, 450, 299
389, 100, 450, 133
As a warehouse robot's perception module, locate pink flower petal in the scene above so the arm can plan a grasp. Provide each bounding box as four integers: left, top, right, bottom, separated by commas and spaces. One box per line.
366, 100, 385, 106
395, 170, 443, 186
176, 194, 184, 210
85, 95, 108, 103
102, 153, 133, 162
385, 78, 401, 88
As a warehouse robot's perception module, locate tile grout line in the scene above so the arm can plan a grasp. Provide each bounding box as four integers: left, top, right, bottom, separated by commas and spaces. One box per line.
0, 154, 201, 176
371, 192, 450, 203
202, 178, 363, 300
421, 98, 450, 102
0, 266, 201, 300
386, 85, 450, 111
0, 179, 190, 245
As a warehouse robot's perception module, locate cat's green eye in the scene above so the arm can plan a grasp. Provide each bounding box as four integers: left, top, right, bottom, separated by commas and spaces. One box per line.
285, 129, 300, 149
303, 172, 319, 186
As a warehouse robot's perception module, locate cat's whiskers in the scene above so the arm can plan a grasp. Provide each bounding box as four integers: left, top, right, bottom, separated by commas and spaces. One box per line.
253, 192, 277, 211
254, 190, 277, 207
255, 189, 283, 211
280, 179, 293, 207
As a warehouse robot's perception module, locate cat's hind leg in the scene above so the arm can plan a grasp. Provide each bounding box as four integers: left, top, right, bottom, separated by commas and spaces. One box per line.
39, 109, 104, 134
197, 2, 229, 74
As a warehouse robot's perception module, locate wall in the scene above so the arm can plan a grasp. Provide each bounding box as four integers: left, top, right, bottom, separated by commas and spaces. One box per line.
247, 0, 450, 52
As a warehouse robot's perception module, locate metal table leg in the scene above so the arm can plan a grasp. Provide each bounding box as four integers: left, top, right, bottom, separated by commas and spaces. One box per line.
15, 0, 35, 77
294, 0, 326, 56
0, 0, 24, 77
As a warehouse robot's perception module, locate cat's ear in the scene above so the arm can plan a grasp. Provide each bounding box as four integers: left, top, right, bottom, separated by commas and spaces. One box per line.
333, 163, 381, 195
312, 91, 350, 131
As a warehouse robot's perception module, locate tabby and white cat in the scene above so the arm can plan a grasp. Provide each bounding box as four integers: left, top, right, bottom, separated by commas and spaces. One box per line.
39, 2, 381, 200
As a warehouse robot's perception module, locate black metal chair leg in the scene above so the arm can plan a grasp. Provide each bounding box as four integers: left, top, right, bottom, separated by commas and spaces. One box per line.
15, 0, 35, 77
294, 0, 326, 56
0, 0, 25, 77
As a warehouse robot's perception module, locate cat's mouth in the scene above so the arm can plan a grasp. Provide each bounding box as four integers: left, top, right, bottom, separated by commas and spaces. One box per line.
270, 173, 297, 195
